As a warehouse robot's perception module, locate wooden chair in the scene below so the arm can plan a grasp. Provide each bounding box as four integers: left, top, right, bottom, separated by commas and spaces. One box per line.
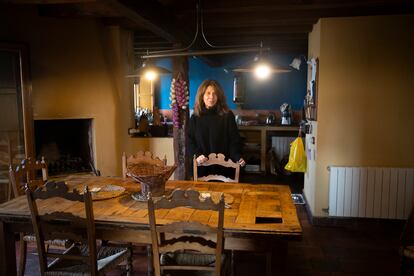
9, 157, 67, 276
400, 204, 414, 275
9, 157, 48, 199
122, 151, 167, 179
148, 188, 226, 276
193, 153, 239, 275
122, 150, 169, 274
26, 181, 132, 275
193, 153, 240, 183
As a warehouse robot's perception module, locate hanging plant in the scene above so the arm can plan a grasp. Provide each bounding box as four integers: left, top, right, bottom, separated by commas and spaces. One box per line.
169, 76, 189, 128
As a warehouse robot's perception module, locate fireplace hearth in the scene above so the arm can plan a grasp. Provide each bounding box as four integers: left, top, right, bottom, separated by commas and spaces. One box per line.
34, 119, 94, 176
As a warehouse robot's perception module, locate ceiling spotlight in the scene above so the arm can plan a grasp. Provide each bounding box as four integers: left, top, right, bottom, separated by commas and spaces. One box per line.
289, 57, 303, 70
289, 55, 315, 70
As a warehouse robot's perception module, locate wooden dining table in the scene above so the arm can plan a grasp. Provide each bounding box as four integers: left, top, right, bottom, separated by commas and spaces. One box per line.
0, 175, 302, 275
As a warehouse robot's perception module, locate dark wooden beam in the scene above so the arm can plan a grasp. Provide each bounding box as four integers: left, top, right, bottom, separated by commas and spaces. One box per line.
203, 34, 308, 44
3, 0, 96, 3
34, 0, 189, 43
38, 2, 124, 17
183, 0, 414, 13
176, 1, 414, 24
204, 25, 313, 36
101, 0, 180, 43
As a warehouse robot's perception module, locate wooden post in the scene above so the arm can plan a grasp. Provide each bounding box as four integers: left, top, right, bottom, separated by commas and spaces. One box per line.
172, 56, 190, 180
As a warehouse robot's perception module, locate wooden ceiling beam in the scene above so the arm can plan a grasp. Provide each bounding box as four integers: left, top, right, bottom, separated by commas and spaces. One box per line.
199, 5, 414, 22
204, 18, 318, 28
204, 33, 308, 42
3, 0, 96, 3
106, 1, 222, 65
99, 0, 180, 43
204, 25, 313, 35
134, 34, 173, 42
173, 1, 414, 29
179, 0, 414, 13
35, 0, 189, 44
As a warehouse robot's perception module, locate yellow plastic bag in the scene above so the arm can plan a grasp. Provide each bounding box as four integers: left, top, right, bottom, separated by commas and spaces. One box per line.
285, 137, 307, 172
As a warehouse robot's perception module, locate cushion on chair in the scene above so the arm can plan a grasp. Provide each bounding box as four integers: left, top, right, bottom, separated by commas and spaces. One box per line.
161, 252, 216, 266
46, 244, 130, 275
160, 251, 227, 276
23, 234, 73, 248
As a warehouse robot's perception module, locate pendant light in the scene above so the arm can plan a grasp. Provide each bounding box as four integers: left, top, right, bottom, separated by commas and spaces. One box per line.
126, 60, 171, 80
232, 43, 291, 80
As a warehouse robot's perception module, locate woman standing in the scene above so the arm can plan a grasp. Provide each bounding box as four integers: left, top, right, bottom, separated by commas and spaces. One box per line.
188, 79, 246, 170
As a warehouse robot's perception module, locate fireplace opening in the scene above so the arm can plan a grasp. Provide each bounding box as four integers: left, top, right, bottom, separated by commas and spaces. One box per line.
34, 119, 94, 176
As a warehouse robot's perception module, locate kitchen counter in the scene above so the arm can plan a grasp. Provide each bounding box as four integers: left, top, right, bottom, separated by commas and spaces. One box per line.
238, 125, 299, 131
238, 125, 299, 173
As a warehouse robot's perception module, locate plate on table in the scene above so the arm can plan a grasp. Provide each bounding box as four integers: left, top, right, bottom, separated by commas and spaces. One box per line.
200, 191, 234, 206
162, 190, 234, 206
87, 185, 126, 201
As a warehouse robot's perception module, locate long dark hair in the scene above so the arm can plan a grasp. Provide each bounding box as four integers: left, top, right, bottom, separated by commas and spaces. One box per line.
193, 80, 229, 116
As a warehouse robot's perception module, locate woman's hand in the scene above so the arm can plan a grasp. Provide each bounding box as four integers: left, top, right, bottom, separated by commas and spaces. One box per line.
238, 158, 246, 167
196, 155, 208, 165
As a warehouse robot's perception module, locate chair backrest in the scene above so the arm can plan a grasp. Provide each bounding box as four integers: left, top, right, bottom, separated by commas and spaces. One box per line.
122, 151, 167, 178
9, 157, 48, 198
25, 181, 97, 275
193, 153, 240, 183
148, 189, 225, 276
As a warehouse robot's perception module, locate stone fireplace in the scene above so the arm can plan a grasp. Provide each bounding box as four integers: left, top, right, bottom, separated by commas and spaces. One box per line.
34, 119, 95, 176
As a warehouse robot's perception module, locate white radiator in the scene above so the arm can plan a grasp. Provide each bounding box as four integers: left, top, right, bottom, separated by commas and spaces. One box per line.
328, 166, 414, 219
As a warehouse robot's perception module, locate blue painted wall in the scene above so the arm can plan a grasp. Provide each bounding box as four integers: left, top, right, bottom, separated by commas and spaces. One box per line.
155, 58, 173, 109
154, 54, 307, 110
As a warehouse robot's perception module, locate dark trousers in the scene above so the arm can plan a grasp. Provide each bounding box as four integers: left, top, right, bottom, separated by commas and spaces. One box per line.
195, 165, 236, 180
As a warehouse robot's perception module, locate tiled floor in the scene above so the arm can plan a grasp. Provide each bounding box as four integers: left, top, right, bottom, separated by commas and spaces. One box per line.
18, 173, 405, 275
285, 206, 403, 275
20, 205, 404, 275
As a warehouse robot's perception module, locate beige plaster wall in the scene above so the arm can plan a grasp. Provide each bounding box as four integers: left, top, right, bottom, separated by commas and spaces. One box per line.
308, 14, 414, 216
0, 6, 174, 176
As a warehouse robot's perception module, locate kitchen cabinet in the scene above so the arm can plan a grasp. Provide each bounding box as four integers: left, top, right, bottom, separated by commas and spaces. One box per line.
238, 125, 299, 173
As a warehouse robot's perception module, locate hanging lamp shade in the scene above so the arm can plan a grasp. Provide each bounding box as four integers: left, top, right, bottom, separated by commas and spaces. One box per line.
232, 52, 291, 75
289, 57, 303, 70
232, 66, 291, 74
126, 62, 171, 78
232, 56, 291, 80
289, 55, 312, 70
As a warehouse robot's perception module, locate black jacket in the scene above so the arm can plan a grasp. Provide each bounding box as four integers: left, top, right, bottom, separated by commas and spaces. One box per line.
188, 107, 242, 162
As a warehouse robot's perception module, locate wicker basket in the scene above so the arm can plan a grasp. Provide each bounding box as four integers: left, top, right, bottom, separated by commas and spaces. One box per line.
127, 163, 176, 198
